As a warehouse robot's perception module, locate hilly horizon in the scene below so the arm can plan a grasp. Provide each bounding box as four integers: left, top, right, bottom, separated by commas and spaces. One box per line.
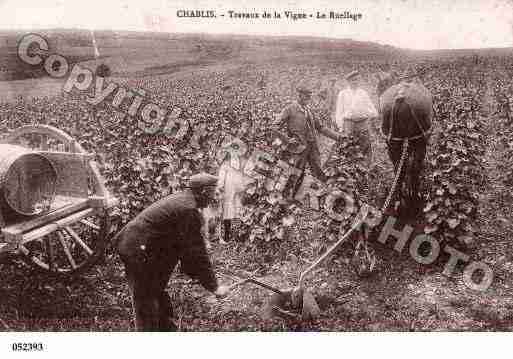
0, 29, 512, 81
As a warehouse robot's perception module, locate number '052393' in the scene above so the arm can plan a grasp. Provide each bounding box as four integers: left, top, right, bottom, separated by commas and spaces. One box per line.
11, 343, 44, 351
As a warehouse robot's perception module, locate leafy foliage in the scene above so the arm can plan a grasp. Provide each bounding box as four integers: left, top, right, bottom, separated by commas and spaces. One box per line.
422, 67, 487, 244
0, 57, 503, 253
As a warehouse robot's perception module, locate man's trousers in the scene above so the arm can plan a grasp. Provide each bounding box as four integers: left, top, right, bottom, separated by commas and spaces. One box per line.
118, 230, 178, 332
285, 142, 327, 198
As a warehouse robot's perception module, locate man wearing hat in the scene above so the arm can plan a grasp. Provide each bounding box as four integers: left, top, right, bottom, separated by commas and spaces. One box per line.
115, 173, 229, 331
335, 70, 378, 168
275, 83, 344, 197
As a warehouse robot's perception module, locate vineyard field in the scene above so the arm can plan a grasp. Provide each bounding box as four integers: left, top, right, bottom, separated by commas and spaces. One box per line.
0, 33, 513, 331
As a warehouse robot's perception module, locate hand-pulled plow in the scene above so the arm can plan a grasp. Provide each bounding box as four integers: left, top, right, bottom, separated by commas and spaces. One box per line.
225, 207, 370, 321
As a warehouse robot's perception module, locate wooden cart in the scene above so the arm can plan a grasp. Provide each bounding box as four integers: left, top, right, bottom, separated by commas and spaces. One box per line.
0, 124, 118, 277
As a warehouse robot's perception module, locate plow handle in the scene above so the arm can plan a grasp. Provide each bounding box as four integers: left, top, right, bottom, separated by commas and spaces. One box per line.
223, 274, 285, 295
246, 278, 284, 295
298, 216, 366, 288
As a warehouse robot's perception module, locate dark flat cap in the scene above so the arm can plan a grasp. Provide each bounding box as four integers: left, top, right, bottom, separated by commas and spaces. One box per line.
189, 173, 218, 188
345, 70, 359, 80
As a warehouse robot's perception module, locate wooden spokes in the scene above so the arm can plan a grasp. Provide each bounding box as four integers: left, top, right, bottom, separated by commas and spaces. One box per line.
20, 212, 110, 277
1, 125, 116, 277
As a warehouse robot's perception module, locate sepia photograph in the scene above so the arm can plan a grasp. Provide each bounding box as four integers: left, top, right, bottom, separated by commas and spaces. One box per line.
0, 0, 512, 355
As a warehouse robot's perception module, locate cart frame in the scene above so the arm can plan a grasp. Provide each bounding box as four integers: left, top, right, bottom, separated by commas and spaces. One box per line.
0, 124, 118, 277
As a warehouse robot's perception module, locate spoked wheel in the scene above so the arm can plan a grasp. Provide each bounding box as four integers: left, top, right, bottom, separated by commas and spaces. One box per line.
2, 124, 117, 278
20, 212, 110, 278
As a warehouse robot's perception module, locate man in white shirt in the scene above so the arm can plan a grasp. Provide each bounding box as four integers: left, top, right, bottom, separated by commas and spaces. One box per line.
335, 70, 378, 168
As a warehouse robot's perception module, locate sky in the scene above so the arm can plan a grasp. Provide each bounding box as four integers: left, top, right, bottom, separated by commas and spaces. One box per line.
0, 0, 512, 50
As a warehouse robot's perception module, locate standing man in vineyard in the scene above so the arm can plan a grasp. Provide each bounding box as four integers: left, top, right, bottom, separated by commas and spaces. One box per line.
335, 70, 378, 169
114, 173, 229, 331
335, 70, 378, 203
275, 84, 345, 198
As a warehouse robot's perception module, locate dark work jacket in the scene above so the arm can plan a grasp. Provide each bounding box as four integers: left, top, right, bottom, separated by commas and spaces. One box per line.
115, 190, 218, 293
276, 101, 339, 151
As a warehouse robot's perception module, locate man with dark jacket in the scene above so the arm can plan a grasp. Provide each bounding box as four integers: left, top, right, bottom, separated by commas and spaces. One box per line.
275, 84, 344, 197
115, 173, 229, 331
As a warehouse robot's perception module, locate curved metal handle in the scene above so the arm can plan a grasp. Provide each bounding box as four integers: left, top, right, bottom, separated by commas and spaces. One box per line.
223, 274, 284, 295
298, 208, 369, 288
246, 278, 284, 295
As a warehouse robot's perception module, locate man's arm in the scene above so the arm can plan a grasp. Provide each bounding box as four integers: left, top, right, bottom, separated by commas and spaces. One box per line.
316, 121, 342, 141
179, 209, 218, 293
216, 163, 227, 195
314, 112, 343, 141
335, 91, 344, 127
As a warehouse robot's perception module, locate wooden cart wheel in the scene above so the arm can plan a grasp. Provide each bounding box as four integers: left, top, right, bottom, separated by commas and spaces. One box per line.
2, 125, 116, 277
20, 211, 111, 277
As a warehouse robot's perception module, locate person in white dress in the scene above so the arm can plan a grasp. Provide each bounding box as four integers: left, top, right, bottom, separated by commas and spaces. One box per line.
216, 143, 253, 243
